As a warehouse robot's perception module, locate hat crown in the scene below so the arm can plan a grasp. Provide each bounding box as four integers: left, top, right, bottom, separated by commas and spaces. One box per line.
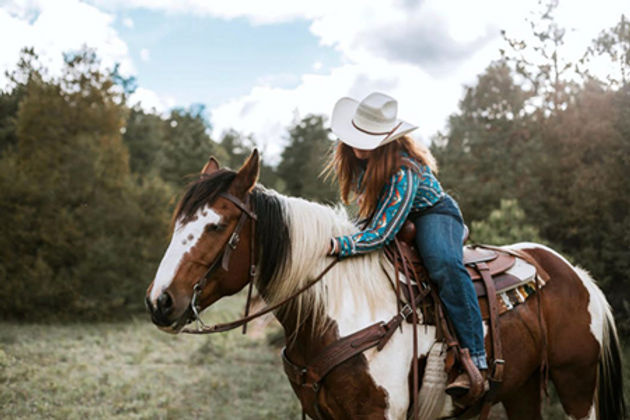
330, 91, 417, 150
353, 92, 398, 132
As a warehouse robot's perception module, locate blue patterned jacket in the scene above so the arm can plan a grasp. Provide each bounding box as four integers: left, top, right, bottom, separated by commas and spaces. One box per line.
333, 155, 444, 258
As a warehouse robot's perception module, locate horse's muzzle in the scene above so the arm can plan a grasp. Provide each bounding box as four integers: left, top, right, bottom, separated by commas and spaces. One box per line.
146, 292, 176, 327
146, 292, 193, 333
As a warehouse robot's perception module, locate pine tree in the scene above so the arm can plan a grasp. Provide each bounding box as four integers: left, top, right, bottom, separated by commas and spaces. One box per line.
159, 105, 216, 186
277, 114, 337, 203
123, 107, 166, 177
470, 199, 546, 246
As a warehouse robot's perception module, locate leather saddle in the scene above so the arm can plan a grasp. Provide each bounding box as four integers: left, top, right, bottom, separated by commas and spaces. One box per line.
393, 221, 531, 309
385, 220, 549, 419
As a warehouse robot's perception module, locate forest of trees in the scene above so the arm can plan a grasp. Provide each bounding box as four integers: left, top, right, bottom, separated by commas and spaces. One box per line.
0, 9, 629, 336
0, 48, 336, 320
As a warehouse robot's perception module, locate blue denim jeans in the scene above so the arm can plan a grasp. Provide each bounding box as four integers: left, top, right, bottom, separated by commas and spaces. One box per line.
409, 193, 488, 370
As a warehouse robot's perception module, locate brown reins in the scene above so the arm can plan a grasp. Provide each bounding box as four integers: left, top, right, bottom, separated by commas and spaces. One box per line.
182, 191, 340, 335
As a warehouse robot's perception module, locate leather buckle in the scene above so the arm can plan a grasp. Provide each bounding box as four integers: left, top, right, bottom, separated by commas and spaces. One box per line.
399, 304, 413, 319
491, 359, 505, 370
299, 368, 308, 386
490, 358, 505, 380
228, 232, 240, 249
299, 369, 319, 391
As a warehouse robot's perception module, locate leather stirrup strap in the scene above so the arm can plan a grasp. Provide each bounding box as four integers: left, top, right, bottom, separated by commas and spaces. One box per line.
394, 238, 419, 420
475, 261, 504, 419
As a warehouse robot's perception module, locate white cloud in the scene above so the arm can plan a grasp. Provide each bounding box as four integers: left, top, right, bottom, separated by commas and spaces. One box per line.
0, 0, 134, 88
210, 58, 467, 164
91, 0, 335, 24
122, 17, 134, 28
127, 87, 177, 115
140, 48, 150, 62
5, 0, 627, 162
205, 0, 630, 161
0, 1, 169, 121
129, 86, 167, 113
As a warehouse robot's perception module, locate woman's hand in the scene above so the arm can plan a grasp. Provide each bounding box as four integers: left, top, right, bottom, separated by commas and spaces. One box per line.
328, 238, 337, 255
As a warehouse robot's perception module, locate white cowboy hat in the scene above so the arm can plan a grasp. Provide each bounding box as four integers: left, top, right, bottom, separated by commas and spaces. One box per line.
330, 92, 418, 150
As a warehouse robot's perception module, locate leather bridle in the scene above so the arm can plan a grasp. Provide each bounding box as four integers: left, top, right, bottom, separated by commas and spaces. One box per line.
187, 191, 258, 333
182, 191, 340, 335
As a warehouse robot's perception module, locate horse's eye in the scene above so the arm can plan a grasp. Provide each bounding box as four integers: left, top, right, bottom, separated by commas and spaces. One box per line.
205, 223, 227, 233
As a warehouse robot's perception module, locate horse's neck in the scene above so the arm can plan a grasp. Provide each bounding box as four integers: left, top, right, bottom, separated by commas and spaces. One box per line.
259, 195, 402, 354
272, 252, 401, 359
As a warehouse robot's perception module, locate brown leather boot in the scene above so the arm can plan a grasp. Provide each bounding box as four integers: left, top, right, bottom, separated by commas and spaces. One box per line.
445, 349, 485, 399
445, 372, 474, 397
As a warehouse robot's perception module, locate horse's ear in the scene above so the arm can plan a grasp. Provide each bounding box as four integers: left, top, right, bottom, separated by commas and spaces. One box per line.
231, 149, 259, 196
201, 156, 221, 175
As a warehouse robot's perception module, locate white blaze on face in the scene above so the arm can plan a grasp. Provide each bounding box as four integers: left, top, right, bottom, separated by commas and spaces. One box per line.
150, 205, 222, 304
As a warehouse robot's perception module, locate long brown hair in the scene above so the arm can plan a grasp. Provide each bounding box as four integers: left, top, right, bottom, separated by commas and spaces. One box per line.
324, 135, 438, 218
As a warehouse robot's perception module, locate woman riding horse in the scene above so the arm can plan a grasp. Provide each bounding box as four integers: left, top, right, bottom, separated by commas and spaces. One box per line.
324, 92, 485, 398
145, 94, 625, 420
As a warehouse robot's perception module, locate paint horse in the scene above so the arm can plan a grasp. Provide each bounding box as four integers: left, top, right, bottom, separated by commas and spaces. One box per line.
146, 150, 625, 420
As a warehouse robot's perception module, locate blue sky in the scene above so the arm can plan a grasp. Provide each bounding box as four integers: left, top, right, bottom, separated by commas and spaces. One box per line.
1, 0, 628, 160
114, 10, 342, 108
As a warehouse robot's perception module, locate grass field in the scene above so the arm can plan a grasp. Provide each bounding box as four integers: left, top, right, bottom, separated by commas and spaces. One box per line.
0, 298, 302, 420
1, 296, 627, 419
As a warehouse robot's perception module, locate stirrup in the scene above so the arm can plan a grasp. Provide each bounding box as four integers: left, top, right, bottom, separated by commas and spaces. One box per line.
445, 372, 472, 397
446, 349, 484, 400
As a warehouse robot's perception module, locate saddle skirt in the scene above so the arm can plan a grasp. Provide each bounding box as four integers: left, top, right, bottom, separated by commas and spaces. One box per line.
463, 246, 545, 319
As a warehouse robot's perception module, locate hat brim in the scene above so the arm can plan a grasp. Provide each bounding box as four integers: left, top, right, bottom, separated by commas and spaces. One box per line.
330, 97, 418, 150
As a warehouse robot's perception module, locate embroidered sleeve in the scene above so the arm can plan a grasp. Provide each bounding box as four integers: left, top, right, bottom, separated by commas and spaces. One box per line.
415, 170, 443, 209
403, 157, 444, 210
334, 166, 420, 258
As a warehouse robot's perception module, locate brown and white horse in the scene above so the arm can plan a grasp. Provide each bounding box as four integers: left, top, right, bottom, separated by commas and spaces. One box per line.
146, 150, 625, 420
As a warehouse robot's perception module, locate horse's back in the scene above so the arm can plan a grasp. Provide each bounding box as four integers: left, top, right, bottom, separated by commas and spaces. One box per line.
501, 241, 604, 358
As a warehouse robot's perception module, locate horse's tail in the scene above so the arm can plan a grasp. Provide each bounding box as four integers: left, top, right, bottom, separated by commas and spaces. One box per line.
596, 304, 626, 420
572, 266, 626, 419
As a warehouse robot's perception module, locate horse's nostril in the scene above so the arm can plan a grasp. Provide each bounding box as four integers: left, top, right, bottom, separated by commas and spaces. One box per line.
145, 296, 154, 312
157, 292, 173, 313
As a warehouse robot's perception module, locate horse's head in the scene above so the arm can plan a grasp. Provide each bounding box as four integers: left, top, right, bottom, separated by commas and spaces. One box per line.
146, 150, 260, 333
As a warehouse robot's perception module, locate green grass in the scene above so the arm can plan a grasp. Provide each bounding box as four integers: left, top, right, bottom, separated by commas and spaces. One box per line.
1, 296, 628, 419
0, 298, 301, 420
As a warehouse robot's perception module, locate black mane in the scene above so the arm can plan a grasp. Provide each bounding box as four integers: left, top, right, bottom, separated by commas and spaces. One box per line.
173, 170, 291, 294
174, 169, 237, 224
252, 187, 291, 294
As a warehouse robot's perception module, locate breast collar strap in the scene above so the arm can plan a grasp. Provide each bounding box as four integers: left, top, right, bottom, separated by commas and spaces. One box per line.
189, 191, 257, 331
